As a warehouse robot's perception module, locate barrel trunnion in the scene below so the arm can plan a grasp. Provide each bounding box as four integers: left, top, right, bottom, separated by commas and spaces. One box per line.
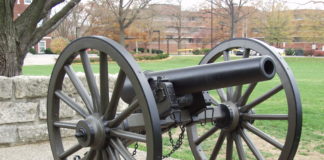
47, 36, 302, 160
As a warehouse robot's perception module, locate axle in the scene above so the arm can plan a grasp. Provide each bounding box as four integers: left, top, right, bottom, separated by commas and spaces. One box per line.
121, 56, 275, 104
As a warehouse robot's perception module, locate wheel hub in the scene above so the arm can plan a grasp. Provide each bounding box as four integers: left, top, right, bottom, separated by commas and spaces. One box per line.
215, 103, 240, 131
75, 114, 107, 149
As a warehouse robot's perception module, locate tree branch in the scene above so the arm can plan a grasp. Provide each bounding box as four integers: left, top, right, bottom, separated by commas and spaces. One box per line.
29, 0, 81, 52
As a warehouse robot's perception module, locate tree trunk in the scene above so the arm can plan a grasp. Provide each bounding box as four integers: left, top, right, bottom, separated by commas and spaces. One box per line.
177, 40, 181, 55
119, 26, 126, 46
230, 7, 236, 38
0, 38, 20, 77
0, 9, 22, 77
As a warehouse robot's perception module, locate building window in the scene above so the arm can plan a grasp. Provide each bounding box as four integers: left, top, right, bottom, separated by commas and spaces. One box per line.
38, 40, 46, 54
17, 0, 20, 4
189, 38, 194, 43
24, 0, 32, 4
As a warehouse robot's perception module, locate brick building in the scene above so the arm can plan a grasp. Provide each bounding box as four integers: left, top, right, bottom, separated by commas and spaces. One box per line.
14, 0, 52, 54
129, 4, 263, 53
129, 4, 324, 54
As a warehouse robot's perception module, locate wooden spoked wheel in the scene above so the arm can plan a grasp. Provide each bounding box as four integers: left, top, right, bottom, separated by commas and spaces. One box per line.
47, 36, 162, 160
186, 38, 302, 160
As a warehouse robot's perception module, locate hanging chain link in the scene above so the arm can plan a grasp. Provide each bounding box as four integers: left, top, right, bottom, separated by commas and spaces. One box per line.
132, 141, 139, 156
162, 125, 186, 159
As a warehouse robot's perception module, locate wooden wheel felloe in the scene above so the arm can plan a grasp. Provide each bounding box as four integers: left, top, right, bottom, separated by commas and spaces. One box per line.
47, 36, 162, 160
186, 38, 302, 160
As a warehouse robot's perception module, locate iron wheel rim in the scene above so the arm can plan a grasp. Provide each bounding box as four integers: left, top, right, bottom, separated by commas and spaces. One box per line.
47, 36, 162, 160
187, 38, 302, 160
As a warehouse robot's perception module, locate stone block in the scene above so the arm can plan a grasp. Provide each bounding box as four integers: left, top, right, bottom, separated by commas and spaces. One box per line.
14, 76, 49, 99
18, 124, 48, 143
39, 98, 75, 120
63, 72, 90, 96
0, 125, 17, 144
0, 102, 37, 124
0, 76, 12, 100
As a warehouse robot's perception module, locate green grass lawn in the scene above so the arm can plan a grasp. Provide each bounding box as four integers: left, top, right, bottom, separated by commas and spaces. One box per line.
23, 56, 324, 159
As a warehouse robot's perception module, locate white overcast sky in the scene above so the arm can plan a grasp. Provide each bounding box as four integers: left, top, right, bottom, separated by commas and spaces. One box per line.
152, 0, 324, 10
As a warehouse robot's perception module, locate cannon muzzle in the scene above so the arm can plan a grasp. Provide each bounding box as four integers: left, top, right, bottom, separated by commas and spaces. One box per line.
121, 56, 275, 104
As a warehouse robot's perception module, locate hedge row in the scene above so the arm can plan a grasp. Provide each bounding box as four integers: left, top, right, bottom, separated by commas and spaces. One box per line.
193, 48, 211, 55
285, 48, 324, 56
72, 53, 169, 63
133, 48, 164, 54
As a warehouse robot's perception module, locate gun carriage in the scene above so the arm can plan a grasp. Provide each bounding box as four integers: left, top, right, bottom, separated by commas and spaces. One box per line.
47, 36, 302, 160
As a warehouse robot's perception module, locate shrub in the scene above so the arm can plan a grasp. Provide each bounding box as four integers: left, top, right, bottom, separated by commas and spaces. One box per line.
193, 48, 210, 55
192, 49, 201, 55
87, 49, 99, 55
313, 50, 324, 56
29, 48, 38, 54
201, 48, 211, 54
151, 49, 163, 54
294, 49, 304, 56
285, 48, 295, 56
133, 48, 145, 53
133, 53, 169, 60
44, 48, 54, 54
50, 37, 70, 54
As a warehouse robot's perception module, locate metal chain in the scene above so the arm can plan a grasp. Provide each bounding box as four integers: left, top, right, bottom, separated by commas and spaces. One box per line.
132, 142, 139, 156
162, 125, 186, 159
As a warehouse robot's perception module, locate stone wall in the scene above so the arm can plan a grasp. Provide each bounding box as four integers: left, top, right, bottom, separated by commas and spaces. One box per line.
0, 74, 123, 146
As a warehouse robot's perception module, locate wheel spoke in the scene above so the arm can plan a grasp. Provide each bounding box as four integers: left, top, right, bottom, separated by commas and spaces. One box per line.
240, 84, 283, 112
243, 48, 250, 58
242, 122, 284, 150
232, 49, 250, 102
101, 149, 109, 159
55, 90, 88, 118
110, 129, 146, 143
64, 65, 93, 114
108, 99, 139, 128
223, 50, 230, 61
53, 121, 76, 129
100, 52, 109, 115
110, 138, 135, 160
95, 150, 103, 160
209, 131, 226, 160
217, 89, 227, 102
232, 85, 242, 102
226, 133, 233, 160
80, 50, 101, 113
237, 83, 257, 106
223, 51, 234, 100
239, 129, 265, 160
241, 114, 288, 120
233, 132, 246, 160
104, 69, 126, 120
58, 143, 82, 159
195, 126, 219, 145
107, 146, 117, 160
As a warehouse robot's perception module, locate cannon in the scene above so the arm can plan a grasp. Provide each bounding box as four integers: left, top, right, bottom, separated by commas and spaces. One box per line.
47, 36, 302, 160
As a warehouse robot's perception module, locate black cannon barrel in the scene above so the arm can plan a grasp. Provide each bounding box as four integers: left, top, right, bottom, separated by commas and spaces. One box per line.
121, 56, 275, 103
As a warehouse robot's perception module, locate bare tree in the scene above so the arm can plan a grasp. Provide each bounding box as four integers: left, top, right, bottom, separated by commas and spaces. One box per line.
208, 0, 253, 38
258, 0, 293, 47
170, 0, 184, 55
53, 2, 93, 40
0, 0, 82, 77
105, 0, 152, 46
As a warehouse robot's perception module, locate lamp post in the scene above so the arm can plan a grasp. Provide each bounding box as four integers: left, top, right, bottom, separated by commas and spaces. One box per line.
153, 30, 160, 50
166, 35, 173, 54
